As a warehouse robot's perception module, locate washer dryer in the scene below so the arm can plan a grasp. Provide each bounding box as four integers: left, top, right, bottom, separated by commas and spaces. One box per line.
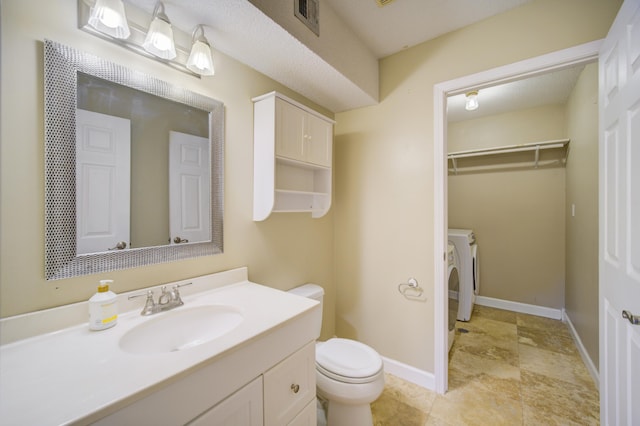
448, 228, 479, 321
447, 243, 459, 352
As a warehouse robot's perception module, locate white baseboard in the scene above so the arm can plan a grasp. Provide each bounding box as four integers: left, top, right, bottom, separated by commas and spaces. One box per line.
475, 295, 563, 320
562, 309, 600, 387
381, 356, 435, 391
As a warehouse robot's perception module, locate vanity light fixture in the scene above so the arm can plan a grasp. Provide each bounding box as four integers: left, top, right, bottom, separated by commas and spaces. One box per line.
187, 25, 215, 76
78, 0, 212, 77
88, 0, 130, 39
465, 91, 479, 111
142, 2, 177, 60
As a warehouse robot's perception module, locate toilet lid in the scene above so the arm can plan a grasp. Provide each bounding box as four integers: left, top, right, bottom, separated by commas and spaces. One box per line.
316, 338, 383, 383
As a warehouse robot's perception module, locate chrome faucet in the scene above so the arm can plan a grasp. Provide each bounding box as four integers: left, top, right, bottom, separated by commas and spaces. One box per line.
128, 282, 192, 316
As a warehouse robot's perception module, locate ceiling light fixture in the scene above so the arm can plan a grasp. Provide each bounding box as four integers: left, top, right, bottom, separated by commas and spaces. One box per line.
465, 91, 479, 111
87, 0, 130, 39
142, 2, 176, 60
187, 25, 215, 76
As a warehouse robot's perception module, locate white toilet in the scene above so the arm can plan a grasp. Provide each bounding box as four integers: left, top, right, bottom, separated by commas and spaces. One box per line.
288, 284, 385, 426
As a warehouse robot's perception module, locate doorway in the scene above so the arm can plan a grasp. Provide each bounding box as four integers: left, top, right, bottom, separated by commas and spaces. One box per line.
432, 40, 602, 394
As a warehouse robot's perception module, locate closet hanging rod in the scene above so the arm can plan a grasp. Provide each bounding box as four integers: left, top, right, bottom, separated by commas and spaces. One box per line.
448, 138, 569, 160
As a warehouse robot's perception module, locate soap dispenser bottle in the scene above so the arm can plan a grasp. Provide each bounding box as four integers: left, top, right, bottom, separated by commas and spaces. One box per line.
89, 280, 118, 331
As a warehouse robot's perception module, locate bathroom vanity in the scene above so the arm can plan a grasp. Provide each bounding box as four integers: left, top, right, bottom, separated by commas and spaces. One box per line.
0, 268, 320, 425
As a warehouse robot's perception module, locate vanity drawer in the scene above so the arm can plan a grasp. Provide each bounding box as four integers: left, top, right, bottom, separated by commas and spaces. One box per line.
263, 341, 316, 426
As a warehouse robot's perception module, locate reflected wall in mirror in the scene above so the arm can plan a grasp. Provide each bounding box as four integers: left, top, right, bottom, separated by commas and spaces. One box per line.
44, 39, 224, 280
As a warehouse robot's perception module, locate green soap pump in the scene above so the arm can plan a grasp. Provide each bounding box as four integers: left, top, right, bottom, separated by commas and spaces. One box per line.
89, 280, 118, 331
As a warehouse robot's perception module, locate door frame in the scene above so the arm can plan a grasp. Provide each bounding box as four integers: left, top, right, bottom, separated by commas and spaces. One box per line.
432, 40, 602, 394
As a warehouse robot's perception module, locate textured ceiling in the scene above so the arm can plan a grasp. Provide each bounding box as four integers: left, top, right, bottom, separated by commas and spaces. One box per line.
325, 0, 533, 58
447, 65, 587, 122
123, 0, 583, 115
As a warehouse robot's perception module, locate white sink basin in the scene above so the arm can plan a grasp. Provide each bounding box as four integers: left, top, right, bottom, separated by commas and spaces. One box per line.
119, 305, 243, 354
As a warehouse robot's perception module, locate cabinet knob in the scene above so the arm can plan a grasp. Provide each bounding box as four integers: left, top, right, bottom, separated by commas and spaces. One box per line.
290, 383, 300, 394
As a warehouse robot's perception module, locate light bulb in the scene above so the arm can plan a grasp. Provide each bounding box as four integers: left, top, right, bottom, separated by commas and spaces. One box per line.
88, 0, 130, 39
187, 26, 215, 76
465, 91, 479, 111
142, 2, 176, 60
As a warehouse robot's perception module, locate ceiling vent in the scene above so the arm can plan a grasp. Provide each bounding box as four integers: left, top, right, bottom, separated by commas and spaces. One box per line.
295, 0, 320, 36
376, 0, 397, 6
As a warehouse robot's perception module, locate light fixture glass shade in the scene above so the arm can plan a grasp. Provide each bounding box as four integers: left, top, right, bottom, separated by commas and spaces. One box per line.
142, 4, 176, 60
465, 91, 479, 111
88, 0, 130, 39
187, 40, 215, 76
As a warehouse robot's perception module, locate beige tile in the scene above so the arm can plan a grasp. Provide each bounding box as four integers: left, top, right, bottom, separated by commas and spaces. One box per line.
453, 317, 519, 366
372, 306, 600, 425
521, 370, 599, 425
428, 380, 523, 426
371, 374, 436, 426
472, 305, 517, 324
449, 349, 521, 402
372, 392, 429, 426
516, 312, 568, 335
518, 325, 579, 356
382, 373, 437, 413
519, 343, 595, 388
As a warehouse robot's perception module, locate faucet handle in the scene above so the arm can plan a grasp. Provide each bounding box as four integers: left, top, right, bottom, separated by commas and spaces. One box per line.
171, 282, 192, 306
128, 290, 156, 315
158, 286, 172, 305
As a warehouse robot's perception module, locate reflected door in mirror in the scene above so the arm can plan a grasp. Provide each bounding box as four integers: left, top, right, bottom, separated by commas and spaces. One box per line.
76, 109, 131, 255
169, 131, 211, 245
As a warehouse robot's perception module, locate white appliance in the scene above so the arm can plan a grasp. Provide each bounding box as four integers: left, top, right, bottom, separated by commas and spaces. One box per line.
448, 228, 479, 321
447, 243, 459, 352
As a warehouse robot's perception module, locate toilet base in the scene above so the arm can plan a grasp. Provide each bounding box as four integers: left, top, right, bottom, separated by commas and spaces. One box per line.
326, 400, 373, 426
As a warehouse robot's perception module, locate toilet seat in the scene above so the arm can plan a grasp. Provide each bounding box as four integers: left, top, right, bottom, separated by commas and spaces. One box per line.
316, 338, 383, 384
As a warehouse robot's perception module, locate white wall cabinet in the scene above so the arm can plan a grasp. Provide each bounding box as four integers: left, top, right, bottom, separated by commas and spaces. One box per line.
253, 92, 334, 221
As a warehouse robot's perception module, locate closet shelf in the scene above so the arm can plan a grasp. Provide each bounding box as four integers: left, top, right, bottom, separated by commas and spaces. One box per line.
448, 138, 569, 174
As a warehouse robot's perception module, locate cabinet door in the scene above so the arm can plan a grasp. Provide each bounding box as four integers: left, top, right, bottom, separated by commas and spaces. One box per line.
287, 399, 317, 426
276, 99, 306, 162
304, 114, 332, 167
189, 377, 263, 426
264, 341, 316, 426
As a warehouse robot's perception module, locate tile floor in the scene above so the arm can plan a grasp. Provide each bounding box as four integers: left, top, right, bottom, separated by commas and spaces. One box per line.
370, 305, 600, 425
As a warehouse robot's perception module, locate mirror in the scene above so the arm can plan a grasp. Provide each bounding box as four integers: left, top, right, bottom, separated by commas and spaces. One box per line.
44, 40, 224, 280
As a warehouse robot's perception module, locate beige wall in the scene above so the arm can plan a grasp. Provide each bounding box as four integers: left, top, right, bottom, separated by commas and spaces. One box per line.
0, 0, 336, 340
334, 0, 619, 373
448, 105, 567, 309
565, 63, 599, 367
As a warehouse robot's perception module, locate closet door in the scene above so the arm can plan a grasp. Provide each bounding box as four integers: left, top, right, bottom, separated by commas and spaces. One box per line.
598, 0, 640, 424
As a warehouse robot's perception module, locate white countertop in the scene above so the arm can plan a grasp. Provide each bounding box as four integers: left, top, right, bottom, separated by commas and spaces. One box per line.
0, 269, 319, 425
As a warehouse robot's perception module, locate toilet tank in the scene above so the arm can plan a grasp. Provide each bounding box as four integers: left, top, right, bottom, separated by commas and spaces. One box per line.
288, 283, 324, 303
288, 284, 324, 337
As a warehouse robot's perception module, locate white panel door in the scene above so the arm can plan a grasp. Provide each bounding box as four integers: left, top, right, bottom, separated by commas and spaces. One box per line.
599, 1, 640, 424
76, 109, 130, 255
169, 131, 210, 245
